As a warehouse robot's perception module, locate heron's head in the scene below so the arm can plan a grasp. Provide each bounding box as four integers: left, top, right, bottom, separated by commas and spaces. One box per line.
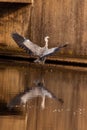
44, 36, 50, 42
34, 80, 45, 88
44, 36, 49, 48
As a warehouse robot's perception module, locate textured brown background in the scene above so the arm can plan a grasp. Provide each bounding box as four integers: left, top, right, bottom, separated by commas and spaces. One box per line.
0, 60, 87, 130
0, 0, 87, 62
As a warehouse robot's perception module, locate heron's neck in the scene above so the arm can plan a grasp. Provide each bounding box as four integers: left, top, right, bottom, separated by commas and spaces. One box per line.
45, 40, 48, 48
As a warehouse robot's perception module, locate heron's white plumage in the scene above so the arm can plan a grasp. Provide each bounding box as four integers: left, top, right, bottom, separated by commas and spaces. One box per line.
11, 32, 68, 63
8, 81, 64, 109
23, 39, 42, 56
41, 47, 59, 58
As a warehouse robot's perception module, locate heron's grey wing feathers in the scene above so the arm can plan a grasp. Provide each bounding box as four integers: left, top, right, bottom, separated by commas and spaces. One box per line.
11, 33, 41, 56
23, 39, 42, 56
12, 33, 33, 54
7, 88, 33, 108
42, 87, 64, 104
41, 47, 59, 58
41, 44, 68, 58
7, 92, 26, 108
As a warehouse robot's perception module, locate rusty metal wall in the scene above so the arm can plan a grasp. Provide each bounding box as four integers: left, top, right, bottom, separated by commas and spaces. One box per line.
0, 0, 32, 3
0, 0, 87, 62
29, 0, 87, 61
0, 2, 31, 48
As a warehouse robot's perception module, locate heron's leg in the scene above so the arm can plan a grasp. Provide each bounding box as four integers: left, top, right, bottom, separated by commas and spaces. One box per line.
25, 102, 29, 130
41, 96, 45, 109
42, 57, 46, 64
34, 58, 41, 63
34, 57, 46, 64
39, 57, 46, 64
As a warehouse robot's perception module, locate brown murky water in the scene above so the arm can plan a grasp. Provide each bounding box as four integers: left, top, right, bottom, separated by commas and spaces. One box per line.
0, 59, 87, 130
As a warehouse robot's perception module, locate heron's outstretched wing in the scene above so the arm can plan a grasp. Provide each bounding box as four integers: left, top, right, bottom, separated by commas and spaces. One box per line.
40, 44, 68, 58
7, 92, 25, 109
7, 88, 32, 109
11, 33, 42, 56
42, 87, 64, 104
36, 81, 64, 104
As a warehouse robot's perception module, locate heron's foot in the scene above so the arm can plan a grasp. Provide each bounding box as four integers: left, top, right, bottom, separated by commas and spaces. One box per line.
34, 58, 45, 64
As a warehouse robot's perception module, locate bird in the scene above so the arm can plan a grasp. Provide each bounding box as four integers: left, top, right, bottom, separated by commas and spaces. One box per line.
7, 81, 63, 110
11, 32, 68, 63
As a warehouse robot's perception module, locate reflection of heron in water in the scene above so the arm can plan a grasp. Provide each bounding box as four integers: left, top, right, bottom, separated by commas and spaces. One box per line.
7, 81, 63, 110
11, 32, 68, 63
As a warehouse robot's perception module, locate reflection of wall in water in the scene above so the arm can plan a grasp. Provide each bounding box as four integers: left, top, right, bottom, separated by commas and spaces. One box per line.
0, 61, 87, 130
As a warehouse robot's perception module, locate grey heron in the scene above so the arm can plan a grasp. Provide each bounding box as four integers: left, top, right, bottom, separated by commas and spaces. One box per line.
11, 32, 68, 63
7, 81, 63, 109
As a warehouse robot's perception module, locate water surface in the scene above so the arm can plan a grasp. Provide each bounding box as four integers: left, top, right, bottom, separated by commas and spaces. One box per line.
0, 59, 87, 130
